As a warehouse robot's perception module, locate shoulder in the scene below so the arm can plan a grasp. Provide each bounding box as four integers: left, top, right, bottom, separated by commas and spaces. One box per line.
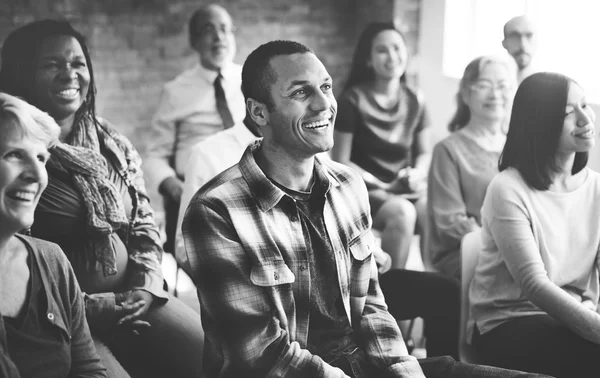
191, 164, 247, 206
164, 64, 203, 89
487, 168, 528, 199
319, 157, 367, 191
433, 131, 469, 156
17, 235, 70, 274
580, 168, 600, 194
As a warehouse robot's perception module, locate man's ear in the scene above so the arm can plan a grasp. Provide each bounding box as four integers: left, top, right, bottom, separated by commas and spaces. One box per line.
247, 98, 269, 127
501, 38, 508, 50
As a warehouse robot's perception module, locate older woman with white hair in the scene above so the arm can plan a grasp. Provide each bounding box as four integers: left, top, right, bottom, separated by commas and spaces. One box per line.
0, 92, 106, 377
427, 55, 517, 279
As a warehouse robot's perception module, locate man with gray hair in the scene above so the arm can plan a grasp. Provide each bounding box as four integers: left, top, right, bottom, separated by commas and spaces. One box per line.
145, 3, 245, 252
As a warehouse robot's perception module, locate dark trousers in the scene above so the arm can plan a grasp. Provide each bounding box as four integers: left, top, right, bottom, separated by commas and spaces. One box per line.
332, 352, 551, 378
379, 269, 460, 359
473, 314, 600, 378
162, 195, 179, 254
95, 294, 204, 378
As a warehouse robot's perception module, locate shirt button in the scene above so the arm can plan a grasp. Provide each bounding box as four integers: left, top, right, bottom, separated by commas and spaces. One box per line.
291, 215, 299, 222
274, 272, 279, 280
300, 265, 307, 271
47, 313, 54, 321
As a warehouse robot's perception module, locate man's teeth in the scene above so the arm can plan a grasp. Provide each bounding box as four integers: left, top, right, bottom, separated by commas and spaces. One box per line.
304, 120, 329, 129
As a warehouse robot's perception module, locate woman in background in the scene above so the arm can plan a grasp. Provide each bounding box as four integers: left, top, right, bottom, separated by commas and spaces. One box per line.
427, 55, 516, 279
331, 22, 430, 270
0, 20, 203, 377
0, 93, 105, 377
469, 72, 600, 377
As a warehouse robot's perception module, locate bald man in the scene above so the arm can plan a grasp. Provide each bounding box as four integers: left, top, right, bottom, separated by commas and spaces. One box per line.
145, 3, 246, 252
502, 15, 538, 82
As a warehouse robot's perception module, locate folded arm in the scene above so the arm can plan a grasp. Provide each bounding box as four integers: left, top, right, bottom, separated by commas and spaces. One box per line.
490, 186, 600, 345
428, 143, 479, 243
125, 153, 168, 302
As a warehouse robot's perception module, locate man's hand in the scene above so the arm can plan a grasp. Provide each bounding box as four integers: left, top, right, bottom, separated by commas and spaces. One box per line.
159, 176, 184, 202
115, 290, 154, 335
373, 248, 392, 275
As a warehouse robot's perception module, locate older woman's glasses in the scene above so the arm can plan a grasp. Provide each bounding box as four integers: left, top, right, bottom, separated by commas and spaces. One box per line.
471, 79, 513, 94
197, 24, 237, 38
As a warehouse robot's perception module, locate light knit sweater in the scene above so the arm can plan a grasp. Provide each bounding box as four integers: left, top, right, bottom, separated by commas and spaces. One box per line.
427, 129, 501, 279
469, 167, 600, 345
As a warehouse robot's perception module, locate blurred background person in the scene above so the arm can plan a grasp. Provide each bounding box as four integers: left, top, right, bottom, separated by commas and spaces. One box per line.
0, 20, 204, 378
502, 15, 538, 83
470, 72, 600, 377
145, 3, 245, 254
0, 92, 106, 377
332, 22, 431, 270
428, 55, 516, 279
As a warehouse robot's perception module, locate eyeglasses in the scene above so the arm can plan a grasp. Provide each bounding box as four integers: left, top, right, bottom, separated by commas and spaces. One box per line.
196, 24, 237, 38
470, 80, 513, 94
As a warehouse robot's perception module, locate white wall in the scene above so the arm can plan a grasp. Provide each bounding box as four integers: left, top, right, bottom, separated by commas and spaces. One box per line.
418, 0, 600, 171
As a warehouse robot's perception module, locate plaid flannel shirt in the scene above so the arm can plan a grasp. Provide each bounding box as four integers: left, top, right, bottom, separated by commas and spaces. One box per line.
183, 140, 424, 377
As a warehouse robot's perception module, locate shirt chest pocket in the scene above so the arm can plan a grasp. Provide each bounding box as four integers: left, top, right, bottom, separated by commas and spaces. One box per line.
349, 231, 374, 263
250, 260, 296, 287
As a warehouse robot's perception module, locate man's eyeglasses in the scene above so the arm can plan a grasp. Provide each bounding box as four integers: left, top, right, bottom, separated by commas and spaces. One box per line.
470, 80, 513, 94
196, 24, 237, 38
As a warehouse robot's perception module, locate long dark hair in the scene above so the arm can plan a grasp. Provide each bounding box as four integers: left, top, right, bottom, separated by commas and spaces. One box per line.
0, 19, 99, 131
499, 72, 588, 190
343, 22, 408, 93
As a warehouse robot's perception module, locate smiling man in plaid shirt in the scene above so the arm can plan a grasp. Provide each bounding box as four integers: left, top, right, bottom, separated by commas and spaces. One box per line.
182, 40, 550, 378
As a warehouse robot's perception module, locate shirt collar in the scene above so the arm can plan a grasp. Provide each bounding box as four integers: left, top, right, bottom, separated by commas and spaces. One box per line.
239, 140, 340, 212
195, 61, 236, 84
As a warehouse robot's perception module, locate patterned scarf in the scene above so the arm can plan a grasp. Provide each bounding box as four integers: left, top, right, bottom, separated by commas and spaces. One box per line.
48, 115, 142, 276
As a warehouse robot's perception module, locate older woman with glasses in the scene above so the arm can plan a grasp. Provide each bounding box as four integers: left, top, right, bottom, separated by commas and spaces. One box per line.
427, 55, 516, 279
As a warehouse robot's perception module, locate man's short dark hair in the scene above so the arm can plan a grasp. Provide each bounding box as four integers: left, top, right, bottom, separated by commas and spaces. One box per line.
499, 72, 588, 190
241, 40, 313, 110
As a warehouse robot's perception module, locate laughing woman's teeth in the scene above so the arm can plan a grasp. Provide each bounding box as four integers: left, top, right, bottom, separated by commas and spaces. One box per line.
57, 89, 78, 98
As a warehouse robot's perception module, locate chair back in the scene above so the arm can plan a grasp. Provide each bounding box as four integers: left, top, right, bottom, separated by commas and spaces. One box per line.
459, 229, 482, 363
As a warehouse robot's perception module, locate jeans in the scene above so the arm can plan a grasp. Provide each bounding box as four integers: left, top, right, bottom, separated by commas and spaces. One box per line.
379, 269, 460, 359
474, 314, 600, 378
95, 293, 204, 378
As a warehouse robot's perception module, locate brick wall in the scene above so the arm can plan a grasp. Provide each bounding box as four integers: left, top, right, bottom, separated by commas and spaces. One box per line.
1, 0, 421, 203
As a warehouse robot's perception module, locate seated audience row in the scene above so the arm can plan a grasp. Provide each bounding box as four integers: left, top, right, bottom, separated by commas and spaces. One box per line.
0, 19, 204, 377
469, 72, 600, 378
0, 3, 591, 377
181, 38, 549, 378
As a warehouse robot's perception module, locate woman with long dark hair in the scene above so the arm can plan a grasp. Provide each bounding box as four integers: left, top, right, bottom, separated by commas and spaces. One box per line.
0, 20, 203, 377
469, 72, 600, 377
331, 22, 430, 270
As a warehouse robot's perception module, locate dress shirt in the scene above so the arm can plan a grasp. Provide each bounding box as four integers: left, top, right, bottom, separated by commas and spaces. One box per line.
144, 62, 245, 191
182, 140, 424, 377
175, 122, 258, 269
